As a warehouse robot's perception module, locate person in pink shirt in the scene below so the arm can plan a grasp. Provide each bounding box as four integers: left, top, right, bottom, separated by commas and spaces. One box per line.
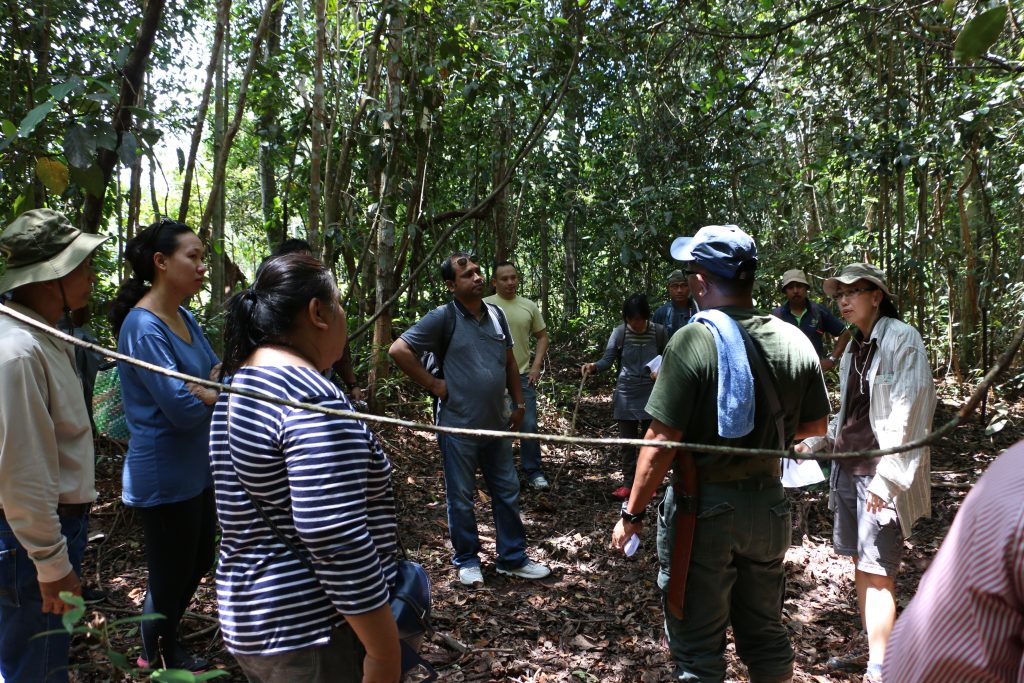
883, 439, 1024, 683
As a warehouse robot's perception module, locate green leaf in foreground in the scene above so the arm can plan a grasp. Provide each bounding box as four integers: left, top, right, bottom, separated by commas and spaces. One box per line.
954, 5, 1008, 61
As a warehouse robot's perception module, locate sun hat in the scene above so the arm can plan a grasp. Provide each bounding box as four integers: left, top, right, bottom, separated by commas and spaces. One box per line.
671, 224, 758, 281
822, 262, 890, 297
779, 269, 810, 292
0, 209, 110, 293
667, 269, 687, 284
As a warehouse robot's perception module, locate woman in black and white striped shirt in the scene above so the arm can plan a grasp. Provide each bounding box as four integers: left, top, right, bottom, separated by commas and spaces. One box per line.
209, 253, 400, 682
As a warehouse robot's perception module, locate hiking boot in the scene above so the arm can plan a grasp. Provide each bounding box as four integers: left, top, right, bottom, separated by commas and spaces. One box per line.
497, 560, 551, 580
81, 585, 108, 604
457, 565, 484, 587
136, 644, 211, 672
611, 486, 631, 499
827, 654, 867, 673
527, 475, 550, 491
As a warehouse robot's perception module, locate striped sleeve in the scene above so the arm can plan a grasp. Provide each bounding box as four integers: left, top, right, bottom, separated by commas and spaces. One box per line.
282, 402, 393, 615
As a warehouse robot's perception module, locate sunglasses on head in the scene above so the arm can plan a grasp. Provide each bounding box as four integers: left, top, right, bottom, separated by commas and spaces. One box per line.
149, 217, 186, 245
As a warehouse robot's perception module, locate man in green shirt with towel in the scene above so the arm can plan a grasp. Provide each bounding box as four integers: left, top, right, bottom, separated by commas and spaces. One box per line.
611, 225, 830, 683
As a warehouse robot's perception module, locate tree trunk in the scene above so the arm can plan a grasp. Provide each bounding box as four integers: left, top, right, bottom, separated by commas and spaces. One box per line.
208, 11, 228, 341
323, 5, 388, 270
258, 0, 284, 248
956, 152, 981, 373
198, 0, 276, 242
81, 0, 166, 232
367, 7, 405, 412
178, 0, 231, 223
540, 197, 550, 320
492, 103, 513, 263
308, 0, 327, 255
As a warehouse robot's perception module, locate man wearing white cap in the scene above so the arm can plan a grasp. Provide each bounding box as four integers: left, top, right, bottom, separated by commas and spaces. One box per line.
0, 209, 110, 682
772, 268, 850, 371
613, 225, 829, 683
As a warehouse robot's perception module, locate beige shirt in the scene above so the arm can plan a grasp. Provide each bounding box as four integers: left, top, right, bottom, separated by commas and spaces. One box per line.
0, 301, 96, 582
484, 294, 546, 374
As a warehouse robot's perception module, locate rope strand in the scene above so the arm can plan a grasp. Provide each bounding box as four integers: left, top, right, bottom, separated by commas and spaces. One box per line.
2, 304, 1020, 461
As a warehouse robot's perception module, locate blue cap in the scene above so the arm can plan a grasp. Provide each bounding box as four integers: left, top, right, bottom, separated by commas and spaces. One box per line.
671, 224, 758, 281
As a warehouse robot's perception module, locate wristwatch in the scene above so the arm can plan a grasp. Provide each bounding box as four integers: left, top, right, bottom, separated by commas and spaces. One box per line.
621, 508, 645, 524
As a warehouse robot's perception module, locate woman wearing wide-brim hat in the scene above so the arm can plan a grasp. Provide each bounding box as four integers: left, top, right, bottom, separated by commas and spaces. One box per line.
795, 262, 936, 683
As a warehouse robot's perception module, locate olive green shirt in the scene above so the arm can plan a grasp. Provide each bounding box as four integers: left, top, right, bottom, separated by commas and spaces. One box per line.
646, 307, 830, 481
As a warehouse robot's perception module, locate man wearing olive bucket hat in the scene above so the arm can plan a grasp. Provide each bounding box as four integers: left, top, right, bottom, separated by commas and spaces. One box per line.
0, 209, 110, 682
771, 268, 850, 371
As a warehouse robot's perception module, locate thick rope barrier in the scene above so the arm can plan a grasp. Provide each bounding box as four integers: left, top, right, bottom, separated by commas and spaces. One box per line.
2, 304, 1022, 461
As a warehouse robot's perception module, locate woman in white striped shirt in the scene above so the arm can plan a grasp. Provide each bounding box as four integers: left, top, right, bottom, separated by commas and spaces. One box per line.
209, 253, 400, 682
797, 262, 936, 683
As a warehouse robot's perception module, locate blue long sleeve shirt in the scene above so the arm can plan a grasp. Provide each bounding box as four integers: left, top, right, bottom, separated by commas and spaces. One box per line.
117, 306, 218, 506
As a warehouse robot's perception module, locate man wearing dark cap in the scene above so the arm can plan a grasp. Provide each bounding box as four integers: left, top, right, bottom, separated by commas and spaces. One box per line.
652, 269, 697, 339
0, 209, 110, 682
772, 268, 850, 370
611, 225, 830, 683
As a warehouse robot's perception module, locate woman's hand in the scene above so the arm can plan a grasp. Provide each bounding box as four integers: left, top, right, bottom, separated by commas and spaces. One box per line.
187, 382, 219, 406
581, 363, 596, 377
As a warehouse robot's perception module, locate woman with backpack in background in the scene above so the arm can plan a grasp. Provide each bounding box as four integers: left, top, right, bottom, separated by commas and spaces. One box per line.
581, 293, 668, 500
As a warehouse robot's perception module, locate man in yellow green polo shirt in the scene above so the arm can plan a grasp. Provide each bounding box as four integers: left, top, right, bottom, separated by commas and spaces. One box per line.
485, 262, 550, 490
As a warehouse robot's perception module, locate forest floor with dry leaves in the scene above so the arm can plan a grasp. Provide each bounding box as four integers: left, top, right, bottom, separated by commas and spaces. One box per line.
71, 360, 1023, 682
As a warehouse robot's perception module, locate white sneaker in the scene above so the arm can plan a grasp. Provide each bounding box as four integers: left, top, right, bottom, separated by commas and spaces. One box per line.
458, 565, 484, 587
527, 475, 550, 491
497, 560, 551, 580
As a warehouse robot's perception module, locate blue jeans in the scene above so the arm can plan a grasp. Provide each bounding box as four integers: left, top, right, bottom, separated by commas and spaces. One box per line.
438, 434, 528, 570
656, 482, 793, 683
518, 375, 544, 480
0, 514, 89, 683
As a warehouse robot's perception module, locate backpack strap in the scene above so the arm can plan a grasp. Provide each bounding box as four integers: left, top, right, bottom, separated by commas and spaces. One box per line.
434, 302, 458, 376
734, 324, 786, 451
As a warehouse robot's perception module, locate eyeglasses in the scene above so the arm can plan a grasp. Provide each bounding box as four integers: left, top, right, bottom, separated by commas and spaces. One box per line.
831, 286, 875, 302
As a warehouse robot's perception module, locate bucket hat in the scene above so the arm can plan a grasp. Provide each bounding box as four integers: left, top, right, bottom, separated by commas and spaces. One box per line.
0, 209, 110, 293
822, 262, 890, 297
779, 268, 810, 292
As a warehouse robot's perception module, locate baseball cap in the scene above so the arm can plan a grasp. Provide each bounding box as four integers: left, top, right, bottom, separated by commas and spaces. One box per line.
672, 224, 758, 281
779, 269, 810, 291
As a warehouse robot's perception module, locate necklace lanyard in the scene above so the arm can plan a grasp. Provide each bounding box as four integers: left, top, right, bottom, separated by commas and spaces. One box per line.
851, 339, 876, 395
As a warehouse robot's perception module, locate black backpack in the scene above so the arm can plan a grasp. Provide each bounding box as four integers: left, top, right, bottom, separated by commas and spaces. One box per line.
420, 303, 457, 422
420, 302, 457, 383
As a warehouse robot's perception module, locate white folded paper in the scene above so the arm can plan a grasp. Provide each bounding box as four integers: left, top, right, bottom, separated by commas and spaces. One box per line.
781, 458, 826, 488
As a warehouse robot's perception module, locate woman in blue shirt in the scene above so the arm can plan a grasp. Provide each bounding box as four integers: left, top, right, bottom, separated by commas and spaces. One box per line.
109, 219, 219, 671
